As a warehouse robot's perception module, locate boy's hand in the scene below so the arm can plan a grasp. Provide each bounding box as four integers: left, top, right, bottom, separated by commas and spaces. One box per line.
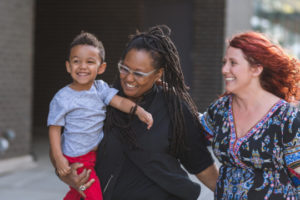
56, 156, 71, 176
136, 106, 153, 129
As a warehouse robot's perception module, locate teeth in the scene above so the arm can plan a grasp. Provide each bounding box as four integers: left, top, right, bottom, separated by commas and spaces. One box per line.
225, 77, 235, 81
126, 83, 135, 88
78, 73, 88, 76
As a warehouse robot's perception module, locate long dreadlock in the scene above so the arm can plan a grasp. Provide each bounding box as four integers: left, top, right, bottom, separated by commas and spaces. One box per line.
104, 25, 200, 156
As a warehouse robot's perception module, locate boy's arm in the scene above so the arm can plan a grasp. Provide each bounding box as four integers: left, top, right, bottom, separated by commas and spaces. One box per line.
49, 125, 70, 176
109, 95, 153, 129
49, 125, 63, 159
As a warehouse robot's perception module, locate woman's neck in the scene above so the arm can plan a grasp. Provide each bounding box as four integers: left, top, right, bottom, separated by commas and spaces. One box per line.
125, 85, 156, 103
232, 88, 280, 112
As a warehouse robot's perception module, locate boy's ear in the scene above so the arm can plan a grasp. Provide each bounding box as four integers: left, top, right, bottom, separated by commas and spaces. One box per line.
97, 62, 107, 75
66, 61, 71, 73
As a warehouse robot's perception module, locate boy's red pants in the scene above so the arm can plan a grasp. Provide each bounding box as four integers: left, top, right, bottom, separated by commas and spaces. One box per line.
63, 151, 103, 200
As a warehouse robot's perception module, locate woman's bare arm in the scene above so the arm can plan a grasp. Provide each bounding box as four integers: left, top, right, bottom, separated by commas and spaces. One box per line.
196, 164, 219, 191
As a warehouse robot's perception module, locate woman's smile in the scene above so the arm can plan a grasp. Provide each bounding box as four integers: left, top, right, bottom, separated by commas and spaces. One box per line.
124, 82, 137, 88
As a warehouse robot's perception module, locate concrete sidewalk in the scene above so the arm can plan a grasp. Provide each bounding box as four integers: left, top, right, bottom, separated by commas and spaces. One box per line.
0, 135, 68, 200
0, 135, 214, 200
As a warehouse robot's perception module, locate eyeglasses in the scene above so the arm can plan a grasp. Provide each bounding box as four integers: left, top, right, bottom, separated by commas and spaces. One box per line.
118, 62, 157, 80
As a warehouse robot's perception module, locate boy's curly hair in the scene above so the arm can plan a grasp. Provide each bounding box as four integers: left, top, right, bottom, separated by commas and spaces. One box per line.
68, 31, 105, 63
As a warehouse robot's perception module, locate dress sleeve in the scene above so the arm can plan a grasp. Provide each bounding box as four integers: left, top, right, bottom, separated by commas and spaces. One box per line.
199, 96, 226, 140
199, 111, 214, 140
95, 80, 118, 105
283, 106, 300, 191
179, 103, 214, 175
47, 95, 66, 126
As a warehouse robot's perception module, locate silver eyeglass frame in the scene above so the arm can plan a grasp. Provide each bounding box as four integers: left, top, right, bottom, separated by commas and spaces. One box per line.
117, 62, 157, 79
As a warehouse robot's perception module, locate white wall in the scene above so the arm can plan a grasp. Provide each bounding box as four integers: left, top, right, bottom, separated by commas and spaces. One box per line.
225, 0, 254, 39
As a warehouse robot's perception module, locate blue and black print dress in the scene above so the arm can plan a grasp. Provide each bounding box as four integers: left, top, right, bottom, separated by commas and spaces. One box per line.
200, 95, 300, 200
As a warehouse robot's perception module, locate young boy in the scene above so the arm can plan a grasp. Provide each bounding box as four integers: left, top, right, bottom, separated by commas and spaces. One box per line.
47, 32, 153, 200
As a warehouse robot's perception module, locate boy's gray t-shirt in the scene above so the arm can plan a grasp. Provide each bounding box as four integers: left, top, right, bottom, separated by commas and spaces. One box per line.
47, 80, 118, 157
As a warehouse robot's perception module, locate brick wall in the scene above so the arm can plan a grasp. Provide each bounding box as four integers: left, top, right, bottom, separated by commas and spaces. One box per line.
191, 0, 225, 112
0, 0, 34, 159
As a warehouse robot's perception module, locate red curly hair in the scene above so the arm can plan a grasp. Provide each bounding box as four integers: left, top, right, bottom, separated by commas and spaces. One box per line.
229, 31, 300, 102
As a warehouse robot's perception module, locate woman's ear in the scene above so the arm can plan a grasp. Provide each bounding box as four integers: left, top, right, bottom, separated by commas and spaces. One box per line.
154, 68, 164, 81
251, 64, 263, 77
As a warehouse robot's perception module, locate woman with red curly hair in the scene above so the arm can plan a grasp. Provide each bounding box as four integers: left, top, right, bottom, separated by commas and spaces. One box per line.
200, 31, 300, 199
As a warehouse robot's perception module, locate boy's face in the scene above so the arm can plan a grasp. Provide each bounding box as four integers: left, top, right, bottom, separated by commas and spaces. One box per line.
66, 45, 106, 90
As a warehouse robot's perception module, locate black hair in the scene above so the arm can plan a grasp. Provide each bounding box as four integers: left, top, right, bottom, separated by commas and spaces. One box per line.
105, 25, 200, 156
68, 31, 105, 62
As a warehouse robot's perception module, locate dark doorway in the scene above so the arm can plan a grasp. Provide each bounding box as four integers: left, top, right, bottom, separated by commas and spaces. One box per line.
143, 0, 193, 86
33, 0, 198, 133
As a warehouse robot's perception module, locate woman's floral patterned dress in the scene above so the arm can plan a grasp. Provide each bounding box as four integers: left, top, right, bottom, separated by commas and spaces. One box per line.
200, 95, 300, 199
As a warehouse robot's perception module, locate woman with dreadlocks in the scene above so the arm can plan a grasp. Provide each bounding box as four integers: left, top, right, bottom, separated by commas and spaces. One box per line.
58, 25, 218, 199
